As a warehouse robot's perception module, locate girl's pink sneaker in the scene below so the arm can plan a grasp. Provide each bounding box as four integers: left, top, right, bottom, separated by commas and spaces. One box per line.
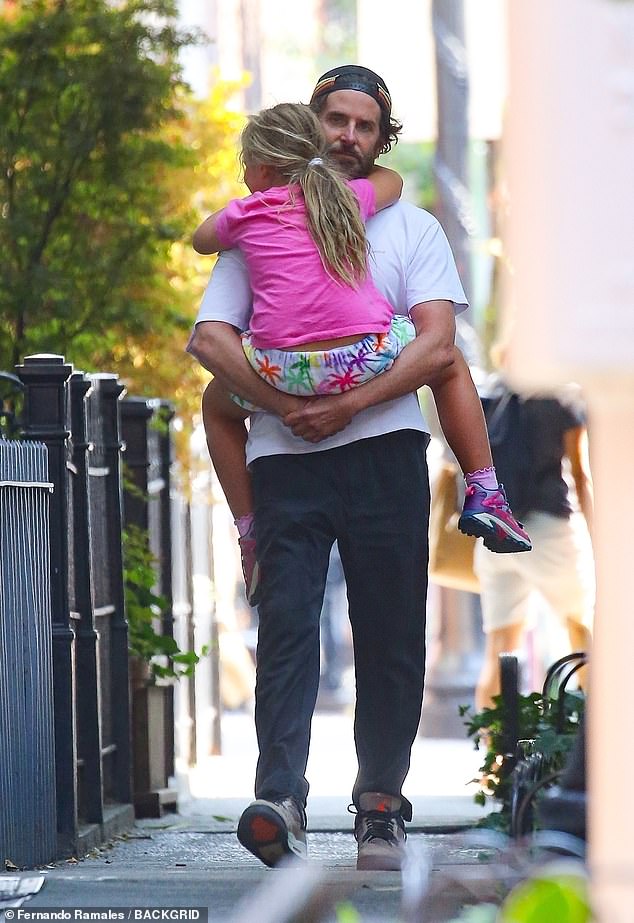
458, 483, 532, 554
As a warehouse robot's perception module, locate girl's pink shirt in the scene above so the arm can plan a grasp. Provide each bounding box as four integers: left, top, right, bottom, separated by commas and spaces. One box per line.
213, 178, 394, 349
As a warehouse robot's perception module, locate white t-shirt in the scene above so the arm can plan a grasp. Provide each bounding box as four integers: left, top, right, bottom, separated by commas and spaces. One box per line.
190, 200, 468, 465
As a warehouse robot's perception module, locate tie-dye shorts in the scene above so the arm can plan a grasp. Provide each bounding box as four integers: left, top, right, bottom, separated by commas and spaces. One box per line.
232, 314, 416, 412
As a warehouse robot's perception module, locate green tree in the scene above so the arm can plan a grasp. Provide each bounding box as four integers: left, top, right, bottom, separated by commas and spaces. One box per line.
92, 76, 245, 432
0, 0, 191, 366
0, 0, 244, 429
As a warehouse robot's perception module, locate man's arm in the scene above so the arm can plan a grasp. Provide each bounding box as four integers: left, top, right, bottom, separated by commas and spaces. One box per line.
284, 300, 456, 442
188, 320, 307, 417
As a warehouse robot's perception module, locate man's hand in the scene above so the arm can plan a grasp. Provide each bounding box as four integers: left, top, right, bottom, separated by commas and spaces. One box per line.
283, 392, 356, 442
282, 301, 457, 441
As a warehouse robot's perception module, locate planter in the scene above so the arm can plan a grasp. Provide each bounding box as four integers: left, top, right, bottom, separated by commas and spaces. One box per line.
130, 657, 177, 818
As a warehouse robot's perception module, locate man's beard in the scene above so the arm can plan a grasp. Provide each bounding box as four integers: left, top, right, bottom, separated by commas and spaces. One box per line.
326, 143, 376, 179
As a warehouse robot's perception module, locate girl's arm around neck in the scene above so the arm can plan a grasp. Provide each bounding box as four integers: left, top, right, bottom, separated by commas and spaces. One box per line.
192, 208, 225, 254
366, 165, 403, 211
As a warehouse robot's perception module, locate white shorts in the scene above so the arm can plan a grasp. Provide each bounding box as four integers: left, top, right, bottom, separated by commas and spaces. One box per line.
474, 511, 595, 634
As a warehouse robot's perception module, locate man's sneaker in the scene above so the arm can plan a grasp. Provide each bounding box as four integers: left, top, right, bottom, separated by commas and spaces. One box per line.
458, 482, 532, 554
237, 797, 307, 867
238, 535, 260, 606
354, 792, 406, 871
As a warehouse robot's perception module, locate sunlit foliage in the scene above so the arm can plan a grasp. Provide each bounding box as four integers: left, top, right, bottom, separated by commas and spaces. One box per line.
0, 0, 245, 448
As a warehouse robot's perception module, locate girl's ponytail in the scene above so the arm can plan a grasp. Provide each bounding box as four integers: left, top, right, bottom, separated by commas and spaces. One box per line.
241, 103, 370, 287
300, 158, 368, 288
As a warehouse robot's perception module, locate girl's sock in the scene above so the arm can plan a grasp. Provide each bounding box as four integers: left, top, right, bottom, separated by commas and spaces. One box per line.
234, 512, 255, 541
465, 466, 499, 491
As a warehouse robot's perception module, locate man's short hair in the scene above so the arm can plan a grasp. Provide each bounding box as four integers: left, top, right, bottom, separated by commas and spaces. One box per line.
309, 65, 402, 155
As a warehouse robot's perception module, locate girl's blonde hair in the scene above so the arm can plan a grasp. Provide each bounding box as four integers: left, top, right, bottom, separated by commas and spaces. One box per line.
240, 103, 368, 287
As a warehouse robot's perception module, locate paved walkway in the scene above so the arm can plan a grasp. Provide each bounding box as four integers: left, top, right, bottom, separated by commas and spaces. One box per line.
2, 712, 502, 922
179, 710, 488, 830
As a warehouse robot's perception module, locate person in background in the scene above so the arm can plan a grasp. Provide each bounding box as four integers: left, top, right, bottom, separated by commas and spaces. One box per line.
474, 363, 594, 711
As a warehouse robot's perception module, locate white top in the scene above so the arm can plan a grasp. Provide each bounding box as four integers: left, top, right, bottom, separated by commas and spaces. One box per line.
190, 200, 468, 466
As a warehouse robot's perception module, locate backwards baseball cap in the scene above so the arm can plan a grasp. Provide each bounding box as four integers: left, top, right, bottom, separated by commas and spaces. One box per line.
310, 65, 392, 116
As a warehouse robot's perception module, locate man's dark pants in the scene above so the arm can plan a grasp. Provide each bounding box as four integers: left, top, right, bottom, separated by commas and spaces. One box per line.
250, 429, 430, 818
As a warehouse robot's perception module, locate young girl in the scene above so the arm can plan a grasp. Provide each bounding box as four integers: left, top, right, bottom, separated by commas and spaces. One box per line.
193, 103, 531, 604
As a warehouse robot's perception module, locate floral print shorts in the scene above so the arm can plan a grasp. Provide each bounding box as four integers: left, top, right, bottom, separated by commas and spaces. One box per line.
232, 314, 416, 412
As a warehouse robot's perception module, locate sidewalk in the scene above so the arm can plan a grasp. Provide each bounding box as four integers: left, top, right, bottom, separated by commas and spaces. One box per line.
179, 710, 488, 831
1, 711, 497, 922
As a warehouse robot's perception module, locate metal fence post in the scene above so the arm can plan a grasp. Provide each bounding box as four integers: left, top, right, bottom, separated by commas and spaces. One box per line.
158, 401, 176, 782
172, 496, 197, 768
91, 374, 133, 808
69, 371, 104, 828
16, 353, 77, 857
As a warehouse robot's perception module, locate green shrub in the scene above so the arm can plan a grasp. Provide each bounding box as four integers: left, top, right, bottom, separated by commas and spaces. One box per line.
123, 523, 206, 681
460, 689, 585, 829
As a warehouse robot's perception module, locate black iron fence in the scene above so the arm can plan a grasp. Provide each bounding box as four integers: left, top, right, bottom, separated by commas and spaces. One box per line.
0, 437, 57, 868
0, 354, 197, 865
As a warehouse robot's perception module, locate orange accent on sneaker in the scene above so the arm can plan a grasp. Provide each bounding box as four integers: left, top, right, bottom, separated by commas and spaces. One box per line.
376, 800, 391, 813
250, 817, 280, 843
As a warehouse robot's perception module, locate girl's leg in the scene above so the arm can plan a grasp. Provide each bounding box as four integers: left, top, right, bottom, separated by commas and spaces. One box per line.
202, 379, 260, 603
202, 378, 252, 519
430, 348, 531, 553
428, 347, 492, 475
